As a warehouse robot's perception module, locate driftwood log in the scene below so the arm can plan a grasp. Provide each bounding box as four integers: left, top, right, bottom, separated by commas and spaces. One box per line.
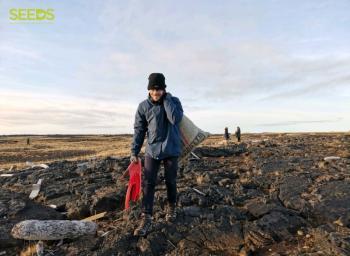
11, 220, 97, 240
29, 179, 42, 199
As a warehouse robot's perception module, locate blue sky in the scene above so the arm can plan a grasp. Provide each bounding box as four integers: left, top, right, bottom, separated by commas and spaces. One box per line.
0, 0, 349, 134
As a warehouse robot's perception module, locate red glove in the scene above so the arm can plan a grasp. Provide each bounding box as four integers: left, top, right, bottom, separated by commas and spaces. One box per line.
124, 161, 142, 209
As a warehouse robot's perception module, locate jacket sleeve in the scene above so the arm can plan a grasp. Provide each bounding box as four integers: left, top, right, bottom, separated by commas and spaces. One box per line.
131, 103, 147, 156
163, 93, 184, 125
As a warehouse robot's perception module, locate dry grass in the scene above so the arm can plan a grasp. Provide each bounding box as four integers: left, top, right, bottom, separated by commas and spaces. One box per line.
0, 132, 346, 170
20, 243, 37, 256
0, 135, 132, 170
0, 133, 243, 170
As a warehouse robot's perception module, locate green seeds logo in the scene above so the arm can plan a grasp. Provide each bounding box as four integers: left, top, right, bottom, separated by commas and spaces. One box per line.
9, 8, 55, 23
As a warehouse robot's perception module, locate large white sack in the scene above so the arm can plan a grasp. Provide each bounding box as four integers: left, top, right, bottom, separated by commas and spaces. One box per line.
179, 115, 210, 159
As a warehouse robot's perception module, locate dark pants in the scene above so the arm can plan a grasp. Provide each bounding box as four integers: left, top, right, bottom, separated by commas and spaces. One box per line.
142, 155, 178, 215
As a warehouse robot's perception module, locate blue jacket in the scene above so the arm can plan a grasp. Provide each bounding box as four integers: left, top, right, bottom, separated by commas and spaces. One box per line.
131, 92, 183, 160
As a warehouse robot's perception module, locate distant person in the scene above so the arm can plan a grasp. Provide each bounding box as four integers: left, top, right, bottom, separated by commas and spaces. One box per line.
235, 126, 241, 142
224, 127, 230, 141
26, 137, 30, 145
130, 73, 184, 237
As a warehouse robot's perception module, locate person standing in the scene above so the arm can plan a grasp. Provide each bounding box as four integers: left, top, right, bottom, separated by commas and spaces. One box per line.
235, 126, 241, 142
130, 73, 184, 236
224, 127, 230, 141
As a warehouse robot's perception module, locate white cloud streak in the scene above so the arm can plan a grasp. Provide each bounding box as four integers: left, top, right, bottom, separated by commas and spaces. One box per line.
0, 90, 135, 134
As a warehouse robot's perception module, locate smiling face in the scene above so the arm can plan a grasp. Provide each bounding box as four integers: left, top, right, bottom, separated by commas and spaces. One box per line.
149, 89, 165, 102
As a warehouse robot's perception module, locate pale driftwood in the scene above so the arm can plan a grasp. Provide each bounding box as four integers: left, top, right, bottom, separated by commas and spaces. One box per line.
0, 174, 14, 177
324, 156, 341, 162
35, 163, 49, 169
190, 152, 200, 159
29, 179, 43, 199
26, 162, 49, 169
82, 212, 106, 221
192, 187, 206, 196
101, 231, 111, 237
11, 220, 97, 240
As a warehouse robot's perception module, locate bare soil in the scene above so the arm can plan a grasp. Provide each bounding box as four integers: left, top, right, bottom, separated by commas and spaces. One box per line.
0, 133, 349, 255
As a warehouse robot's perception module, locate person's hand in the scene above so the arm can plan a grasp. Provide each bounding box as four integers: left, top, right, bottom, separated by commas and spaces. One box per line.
130, 155, 139, 163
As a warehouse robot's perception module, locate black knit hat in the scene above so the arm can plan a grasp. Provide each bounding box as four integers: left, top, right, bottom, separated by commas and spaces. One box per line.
148, 73, 166, 90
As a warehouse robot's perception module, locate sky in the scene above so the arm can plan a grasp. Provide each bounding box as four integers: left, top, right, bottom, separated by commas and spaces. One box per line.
0, 0, 349, 134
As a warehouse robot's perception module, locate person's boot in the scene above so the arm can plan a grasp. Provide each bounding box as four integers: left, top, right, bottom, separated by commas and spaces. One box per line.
134, 213, 152, 237
165, 204, 177, 222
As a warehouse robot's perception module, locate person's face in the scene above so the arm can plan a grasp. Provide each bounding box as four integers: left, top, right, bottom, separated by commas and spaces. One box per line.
149, 89, 165, 102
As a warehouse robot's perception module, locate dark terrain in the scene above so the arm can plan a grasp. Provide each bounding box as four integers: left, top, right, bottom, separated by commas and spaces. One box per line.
0, 133, 349, 255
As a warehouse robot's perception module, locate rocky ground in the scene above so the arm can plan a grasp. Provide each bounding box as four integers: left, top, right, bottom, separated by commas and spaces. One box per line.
0, 133, 349, 255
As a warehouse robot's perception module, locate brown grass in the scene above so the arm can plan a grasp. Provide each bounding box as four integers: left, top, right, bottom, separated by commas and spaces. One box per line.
0, 132, 346, 170
0, 135, 132, 170
20, 243, 37, 256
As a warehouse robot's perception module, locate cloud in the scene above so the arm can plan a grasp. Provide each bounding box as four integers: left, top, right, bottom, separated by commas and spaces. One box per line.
261, 74, 350, 100
1, 1, 350, 133
35, 0, 349, 105
0, 90, 135, 134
